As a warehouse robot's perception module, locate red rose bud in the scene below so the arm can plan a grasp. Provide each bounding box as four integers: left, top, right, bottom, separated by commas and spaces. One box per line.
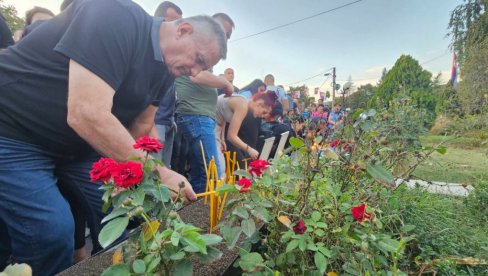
90, 158, 117, 183
111, 161, 144, 189
351, 203, 373, 222
133, 136, 163, 153
330, 139, 341, 148
237, 177, 252, 193
292, 220, 307, 235
248, 159, 269, 177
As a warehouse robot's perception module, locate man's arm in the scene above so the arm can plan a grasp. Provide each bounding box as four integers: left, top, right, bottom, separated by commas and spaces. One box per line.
129, 105, 158, 139
66, 60, 195, 200
190, 71, 234, 96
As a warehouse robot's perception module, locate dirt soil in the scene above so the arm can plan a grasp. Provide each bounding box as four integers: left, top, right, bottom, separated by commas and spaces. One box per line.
58, 199, 240, 276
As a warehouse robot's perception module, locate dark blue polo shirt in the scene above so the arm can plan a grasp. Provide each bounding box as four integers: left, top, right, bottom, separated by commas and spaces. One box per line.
0, 0, 174, 155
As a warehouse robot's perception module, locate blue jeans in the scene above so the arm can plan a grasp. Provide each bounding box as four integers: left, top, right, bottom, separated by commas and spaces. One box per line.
0, 137, 104, 275
176, 115, 221, 193
155, 124, 175, 169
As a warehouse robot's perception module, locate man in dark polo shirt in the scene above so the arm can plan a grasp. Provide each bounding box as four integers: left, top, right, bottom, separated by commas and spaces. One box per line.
0, 12, 14, 49
0, 0, 227, 274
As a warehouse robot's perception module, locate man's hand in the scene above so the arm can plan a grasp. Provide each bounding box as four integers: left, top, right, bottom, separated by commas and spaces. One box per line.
157, 166, 196, 202
223, 82, 234, 96
247, 147, 259, 159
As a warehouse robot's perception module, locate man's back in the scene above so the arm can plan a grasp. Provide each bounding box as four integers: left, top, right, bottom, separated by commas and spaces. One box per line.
175, 75, 218, 119
0, 0, 171, 154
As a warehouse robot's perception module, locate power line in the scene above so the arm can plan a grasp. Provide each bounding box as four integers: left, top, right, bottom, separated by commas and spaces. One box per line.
230, 0, 364, 43
286, 67, 334, 86
290, 52, 452, 87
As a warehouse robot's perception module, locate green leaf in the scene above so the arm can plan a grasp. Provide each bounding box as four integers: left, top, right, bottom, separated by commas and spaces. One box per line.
101, 264, 130, 276
435, 147, 447, 154
241, 219, 256, 237
311, 211, 321, 222
318, 246, 332, 257
171, 231, 181, 246
289, 137, 304, 148
307, 242, 318, 251
315, 222, 327, 228
314, 252, 328, 275
400, 224, 416, 233
132, 188, 145, 206
251, 207, 272, 223
201, 234, 222, 246
366, 162, 394, 186
112, 190, 132, 208
173, 260, 193, 276
234, 169, 252, 179
197, 246, 223, 263
151, 184, 171, 202
239, 253, 265, 272
314, 136, 323, 144
324, 148, 339, 160
182, 232, 207, 254
101, 208, 129, 224
146, 256, 161, 273
132, 259, 146, 274
286, 239, 299, 253
216, 183, 237, 194
298, 238, 306, 251
98, 216, 129, 248
232, 206, 249, 219
221, 226, 242, 249
170, 251, 186, 261
377, 238, 401, 253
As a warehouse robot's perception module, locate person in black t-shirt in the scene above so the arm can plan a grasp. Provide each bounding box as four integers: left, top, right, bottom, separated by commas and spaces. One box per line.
0, 12, 14, 49
258, 101, 295, 157
0, 0, 228, 274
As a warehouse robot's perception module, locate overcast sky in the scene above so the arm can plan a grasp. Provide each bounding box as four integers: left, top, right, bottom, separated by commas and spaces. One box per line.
7, 0, 461, 92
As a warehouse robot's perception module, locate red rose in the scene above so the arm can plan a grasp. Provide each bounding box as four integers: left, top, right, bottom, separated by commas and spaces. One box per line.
111, 161, 144, 189
90, 158, 117, 183
292, 220, 307, 235
342, 140, 353, 151
133, 136, 163, 153
248, 160, 269, 177
330, 139, 341, 148
351, 203, 372, 222
237, 177, 252, 193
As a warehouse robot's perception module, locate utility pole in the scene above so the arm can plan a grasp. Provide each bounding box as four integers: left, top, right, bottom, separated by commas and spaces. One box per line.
332, 67, 336, 105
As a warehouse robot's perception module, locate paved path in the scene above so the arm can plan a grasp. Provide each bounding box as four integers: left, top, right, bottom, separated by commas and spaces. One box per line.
395, 179, 474, 196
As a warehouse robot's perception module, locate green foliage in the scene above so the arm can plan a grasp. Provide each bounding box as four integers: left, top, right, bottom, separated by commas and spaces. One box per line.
385, 185, 488, 275
98, 157, 222, 275
447, 0, 487, 66
346, 84, 375, 111
0, 0, 24, 32
371, 55, 434, 114
457, 37, 488, 115
217, 108, 441, 275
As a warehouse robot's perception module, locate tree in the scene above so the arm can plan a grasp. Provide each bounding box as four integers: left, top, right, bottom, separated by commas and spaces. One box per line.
346, 84, 375, 111
0, 0, 24, 32
447, 0, 487, 66
457, 36, 488, 114
371, 55, 433, 109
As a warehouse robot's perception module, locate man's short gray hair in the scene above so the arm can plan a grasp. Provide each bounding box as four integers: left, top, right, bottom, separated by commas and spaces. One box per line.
175, 15, 227, 60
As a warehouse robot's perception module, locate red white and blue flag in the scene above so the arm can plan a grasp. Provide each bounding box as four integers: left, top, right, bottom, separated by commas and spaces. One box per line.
450, 52, 458, 88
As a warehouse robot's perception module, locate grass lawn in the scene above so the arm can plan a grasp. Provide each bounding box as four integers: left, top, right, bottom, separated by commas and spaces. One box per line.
413, 136, 488, 183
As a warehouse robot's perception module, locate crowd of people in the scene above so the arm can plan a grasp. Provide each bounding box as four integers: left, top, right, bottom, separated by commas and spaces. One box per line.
0, 1, 347, 275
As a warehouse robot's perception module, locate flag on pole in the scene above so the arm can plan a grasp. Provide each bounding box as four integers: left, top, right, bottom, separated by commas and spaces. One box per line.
450, 52, 458, 88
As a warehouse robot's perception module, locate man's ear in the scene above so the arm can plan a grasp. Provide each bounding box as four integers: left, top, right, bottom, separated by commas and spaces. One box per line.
176, 22, 194, 39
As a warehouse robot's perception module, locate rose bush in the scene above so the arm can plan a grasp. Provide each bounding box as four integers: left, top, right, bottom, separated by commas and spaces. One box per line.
93, 136, 222, 276
215, 107, 454, 275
